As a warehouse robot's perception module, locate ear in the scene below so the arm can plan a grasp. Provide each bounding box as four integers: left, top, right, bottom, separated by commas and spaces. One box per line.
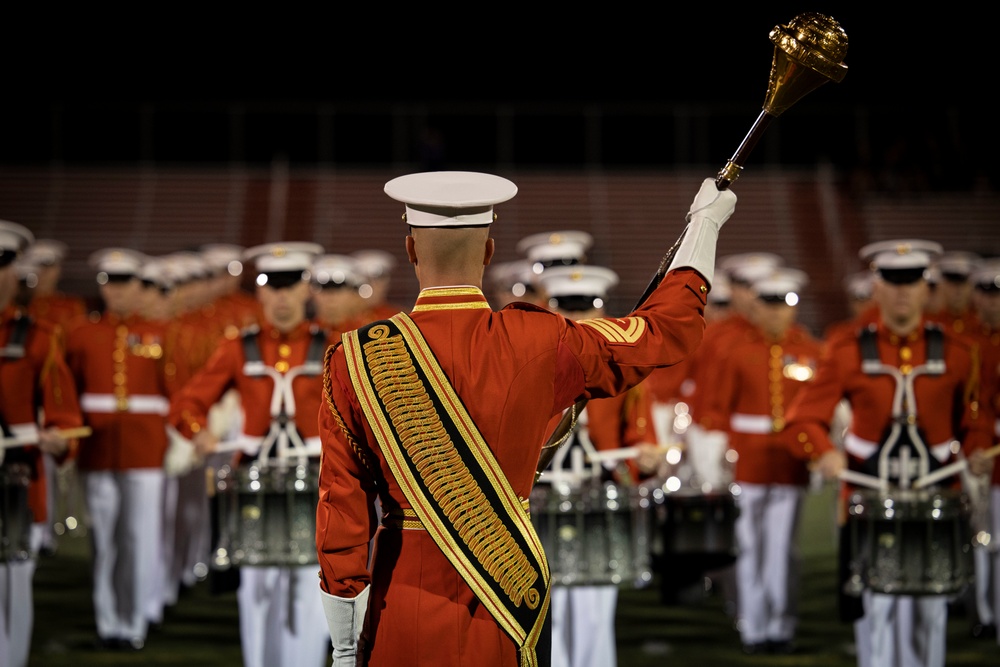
405, 235, 417, 265
483, 237, 495, 267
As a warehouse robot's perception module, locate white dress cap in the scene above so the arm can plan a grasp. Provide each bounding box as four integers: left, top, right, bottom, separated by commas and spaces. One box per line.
88, 248, 146, 276
24, 238, 67, 265
935, 250, 980, 278
719, 252, 783, 284
384, 171, 518, 228
972, 259, 1000, 289
351, 249, 396, 279
0, 220, 35, 253
752, 267, 809, 299
139, 257, 175, 289
843, 270, 874, 300
244, 242, 323, 273
516, 231, 594, 265
858, 239, 943, 270
538, 264, 619, 299
201, 243, 245, 271
312, 254, 364, 286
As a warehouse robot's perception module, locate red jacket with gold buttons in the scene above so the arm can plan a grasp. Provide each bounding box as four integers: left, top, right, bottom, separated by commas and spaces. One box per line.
700, 322, 822, 485
65, 313, 170, 471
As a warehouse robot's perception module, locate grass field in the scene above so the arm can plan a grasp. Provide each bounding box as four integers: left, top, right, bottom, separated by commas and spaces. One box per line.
27, 483, 1000, 666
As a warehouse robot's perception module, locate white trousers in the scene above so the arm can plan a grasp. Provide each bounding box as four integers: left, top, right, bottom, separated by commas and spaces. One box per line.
734, 483, 803, 644
856, 591, 947, 667
83, 468, 164, 642
0, 525, 44, 667
550, 584, 618, 667
237, 565, 329, 667
160, 464, 212, 609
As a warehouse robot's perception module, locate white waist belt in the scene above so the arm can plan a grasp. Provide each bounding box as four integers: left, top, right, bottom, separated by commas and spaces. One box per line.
80, 393, 170, 415
730, 413, 774, 435
844, 432, 952, 462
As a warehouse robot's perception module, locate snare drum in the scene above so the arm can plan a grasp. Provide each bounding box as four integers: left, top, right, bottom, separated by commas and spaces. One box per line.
213, 459, 319, 569
530, 479, 651, 588
845, 488, 974, 596
0, 464, 32, 562
650, 488, 738, 559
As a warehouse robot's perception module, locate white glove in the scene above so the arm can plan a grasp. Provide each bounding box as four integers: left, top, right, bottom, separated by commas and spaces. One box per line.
322, 584, 370, 667
667, 178, 737, 285
163, 426, 198, 477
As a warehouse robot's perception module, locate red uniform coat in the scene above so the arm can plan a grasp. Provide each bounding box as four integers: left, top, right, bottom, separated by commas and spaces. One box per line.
65, 314, 170, 471
700, 323, 822, 486
1, 306, 84, 521
971, 320, 1000, 485
783, 318, 993, 482
169, 320, 332, 455
317, 269, 708, 667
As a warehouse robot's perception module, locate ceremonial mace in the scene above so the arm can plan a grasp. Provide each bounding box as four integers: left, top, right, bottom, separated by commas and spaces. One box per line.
535, 12, 849, 480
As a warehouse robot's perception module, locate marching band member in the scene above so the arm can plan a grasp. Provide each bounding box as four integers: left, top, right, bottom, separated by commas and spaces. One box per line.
969, 259, 1000, 642
783, 239, 995, 667
698, 266, 822, 654
0, 221, 84, 667
64, 247, 171, 651
535, 262, 660, 667
168, 241, 332, 667
351, 248, 406, 323
310, 253, 369, 332
315, 172, 736, 667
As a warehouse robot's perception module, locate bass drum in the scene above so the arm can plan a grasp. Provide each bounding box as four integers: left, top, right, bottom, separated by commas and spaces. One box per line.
845, 488, 974, 596
212, 459, 319, 569
530, 479, 652, 588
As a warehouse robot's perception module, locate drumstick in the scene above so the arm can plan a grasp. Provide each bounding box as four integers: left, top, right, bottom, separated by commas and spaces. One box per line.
586, 442, 683, 464
838, 470, 888, 491
0, 426, 92, 449
912, 445, 1000, 489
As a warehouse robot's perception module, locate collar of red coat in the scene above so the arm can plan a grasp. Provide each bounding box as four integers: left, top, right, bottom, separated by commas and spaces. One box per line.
412, 286, 491, 313
257, 319, 316, 340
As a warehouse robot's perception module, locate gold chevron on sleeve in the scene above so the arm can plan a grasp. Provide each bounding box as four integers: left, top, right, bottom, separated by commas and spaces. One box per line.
579, 317, 646, 344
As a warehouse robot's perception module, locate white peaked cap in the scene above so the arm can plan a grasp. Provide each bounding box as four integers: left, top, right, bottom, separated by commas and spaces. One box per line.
843, 270, 874, 300
201, 243, 245, 269
88, 248, 146, 276
936, 250, 980, 277
244, 242, 323, 273
752, 267, 809, 298
719, 252, 784, 283
24, 238, 67, 264
312, 254, 364, 286
384, 171, 518, 228
517, 230, 594, 264
859, 239, 943, 270
537, 265, 619, 298
351, 249, 396, 278
0, 220, 35, 253
971, 259, 1000, 289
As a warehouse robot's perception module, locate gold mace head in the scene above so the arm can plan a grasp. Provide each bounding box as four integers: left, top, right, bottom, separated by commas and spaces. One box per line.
763, 13, 849, 117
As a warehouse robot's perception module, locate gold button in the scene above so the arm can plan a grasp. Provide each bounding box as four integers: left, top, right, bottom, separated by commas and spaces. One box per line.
278, 344, 292, 358
116, 325, 129, 337
797, 432, 808, 442
700, 284, 707, 293
113, 372, 126, 385
772, 417, 785, 432
900, 363, 912, 375
275, 360, 290, 373
770, 345, 783, 357
803, 442, 813, 453
116, 397, 129, 411
899, 347, 912, 361
112, 349, 125, 363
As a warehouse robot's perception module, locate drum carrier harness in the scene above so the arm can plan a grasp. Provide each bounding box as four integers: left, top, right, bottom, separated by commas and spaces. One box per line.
856, 322, 946, 487
241, 324, 327, 461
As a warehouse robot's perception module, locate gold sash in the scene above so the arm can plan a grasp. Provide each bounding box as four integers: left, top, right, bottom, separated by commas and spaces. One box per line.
342, 313, 549, 667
